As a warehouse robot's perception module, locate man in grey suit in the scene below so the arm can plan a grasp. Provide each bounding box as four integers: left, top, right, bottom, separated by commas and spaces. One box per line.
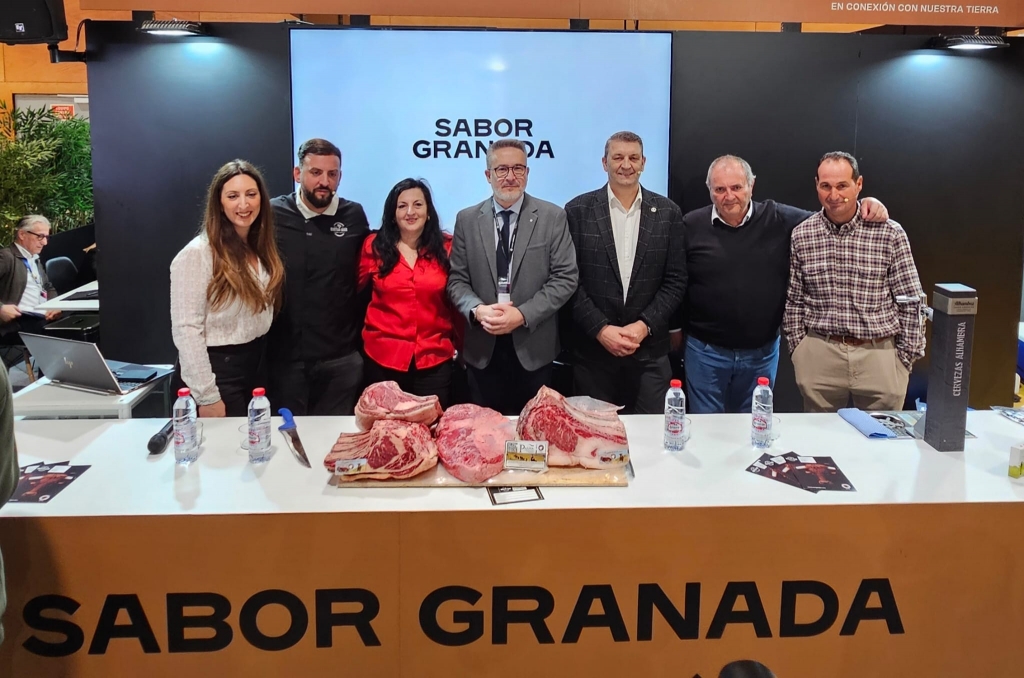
447, 139, 578, 415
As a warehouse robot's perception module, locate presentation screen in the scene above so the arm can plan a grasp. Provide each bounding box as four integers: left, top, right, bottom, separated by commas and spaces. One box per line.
290, 29, 672, 229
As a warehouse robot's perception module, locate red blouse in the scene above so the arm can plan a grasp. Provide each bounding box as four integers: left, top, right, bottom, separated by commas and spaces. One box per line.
358, 233, 461, 372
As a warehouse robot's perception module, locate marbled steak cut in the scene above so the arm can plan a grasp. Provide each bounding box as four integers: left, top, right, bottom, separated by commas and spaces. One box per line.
435, 403, 515, 483
355, 380, 443, 431
325, 419, 438, 481
517, 386, 629, 469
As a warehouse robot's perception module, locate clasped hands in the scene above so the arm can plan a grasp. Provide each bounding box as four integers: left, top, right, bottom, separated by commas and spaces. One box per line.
598, 321, 649, 358
474, 303, 525, 335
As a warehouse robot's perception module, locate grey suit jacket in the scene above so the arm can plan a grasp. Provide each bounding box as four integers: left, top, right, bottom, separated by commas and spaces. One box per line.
447, 193, 578, 371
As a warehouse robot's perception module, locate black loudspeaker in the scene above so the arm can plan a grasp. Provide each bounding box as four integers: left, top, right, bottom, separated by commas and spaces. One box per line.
0, 0, 68, 45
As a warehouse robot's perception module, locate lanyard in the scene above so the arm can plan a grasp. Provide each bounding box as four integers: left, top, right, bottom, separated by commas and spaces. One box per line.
22, 257, 40, 284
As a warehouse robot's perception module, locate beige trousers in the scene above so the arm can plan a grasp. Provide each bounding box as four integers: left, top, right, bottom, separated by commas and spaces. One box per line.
792, 331, 910, 413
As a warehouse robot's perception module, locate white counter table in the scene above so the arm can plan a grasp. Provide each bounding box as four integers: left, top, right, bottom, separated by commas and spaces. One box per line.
35, 280, 99, 313
5, 412, 1024, 516
3, 412, 1024, 677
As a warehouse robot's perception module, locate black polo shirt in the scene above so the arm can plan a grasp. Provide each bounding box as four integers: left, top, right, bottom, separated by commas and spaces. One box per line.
268, 193, 370, 362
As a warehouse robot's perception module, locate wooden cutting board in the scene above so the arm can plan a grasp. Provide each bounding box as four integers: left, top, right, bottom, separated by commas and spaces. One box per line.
330, 461, 632, 488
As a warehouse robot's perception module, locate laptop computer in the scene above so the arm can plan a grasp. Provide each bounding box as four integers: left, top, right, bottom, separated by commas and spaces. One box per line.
19, 333, 173, 396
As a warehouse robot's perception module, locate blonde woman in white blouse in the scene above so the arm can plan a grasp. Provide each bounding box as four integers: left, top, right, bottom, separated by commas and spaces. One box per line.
170, 160, 285, 417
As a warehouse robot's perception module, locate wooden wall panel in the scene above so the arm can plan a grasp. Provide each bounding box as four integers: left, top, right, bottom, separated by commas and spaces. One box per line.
374, 15, 570, 28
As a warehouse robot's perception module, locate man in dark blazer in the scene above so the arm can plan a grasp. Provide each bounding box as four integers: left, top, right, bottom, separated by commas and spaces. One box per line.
0, 215, 60, 341
564, 131, 686, 413
448, 139, 578, 415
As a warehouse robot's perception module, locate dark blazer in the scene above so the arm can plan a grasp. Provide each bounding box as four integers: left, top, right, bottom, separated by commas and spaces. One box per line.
0, 243, 57, 335
564, 185, 687, 362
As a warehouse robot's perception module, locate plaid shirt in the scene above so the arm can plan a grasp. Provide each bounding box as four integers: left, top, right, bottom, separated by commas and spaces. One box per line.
783, 206, 926, 368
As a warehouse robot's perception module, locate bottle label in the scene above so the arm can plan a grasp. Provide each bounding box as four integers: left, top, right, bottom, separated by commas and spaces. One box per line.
666, 419, 683, 436
752, 414, 769, 432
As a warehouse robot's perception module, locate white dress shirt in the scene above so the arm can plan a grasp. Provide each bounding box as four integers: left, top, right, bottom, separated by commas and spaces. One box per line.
608, 184, 643, 300
711, 199, 754, 227
169, 235, 272, 406
14, 243, 45, 314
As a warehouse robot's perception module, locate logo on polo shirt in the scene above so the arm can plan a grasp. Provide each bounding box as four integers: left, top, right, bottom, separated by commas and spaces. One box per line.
331, 222, 348, 237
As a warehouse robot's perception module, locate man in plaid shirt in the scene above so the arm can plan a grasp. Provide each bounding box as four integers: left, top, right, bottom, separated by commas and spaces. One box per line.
783, 151, 926, 412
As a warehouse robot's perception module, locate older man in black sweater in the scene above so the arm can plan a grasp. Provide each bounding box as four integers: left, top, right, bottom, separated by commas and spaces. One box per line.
672, 155, 888, 413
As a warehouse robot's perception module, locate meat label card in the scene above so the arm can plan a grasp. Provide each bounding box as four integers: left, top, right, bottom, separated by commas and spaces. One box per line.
503, 441, 548, 471
334, 458, 370, 476
487, 486, 544, 505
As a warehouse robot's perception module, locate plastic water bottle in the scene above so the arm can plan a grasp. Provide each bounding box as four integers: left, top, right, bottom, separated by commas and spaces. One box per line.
247, 387, 272, 464
664, 379, 686, 451
752, 377, 774, 448
172, 387, 199, 464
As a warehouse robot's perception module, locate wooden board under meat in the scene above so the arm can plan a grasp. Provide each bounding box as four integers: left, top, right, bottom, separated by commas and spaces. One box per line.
330, 461, 633, 488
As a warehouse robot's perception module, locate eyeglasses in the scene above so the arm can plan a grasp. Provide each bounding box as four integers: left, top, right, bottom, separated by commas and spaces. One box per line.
491, 165, 528, 179
25, 231, 49, 241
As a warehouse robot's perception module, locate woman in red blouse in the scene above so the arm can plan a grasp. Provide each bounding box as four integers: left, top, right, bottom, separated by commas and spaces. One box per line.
359, 178, 460, 407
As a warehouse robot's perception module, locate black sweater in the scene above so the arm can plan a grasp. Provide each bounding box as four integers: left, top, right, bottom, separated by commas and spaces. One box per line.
268, 194, 370, 362
679, 200, 812, 350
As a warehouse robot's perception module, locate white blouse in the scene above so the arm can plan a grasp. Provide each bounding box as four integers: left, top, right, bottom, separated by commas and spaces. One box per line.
169, 235, 272, 406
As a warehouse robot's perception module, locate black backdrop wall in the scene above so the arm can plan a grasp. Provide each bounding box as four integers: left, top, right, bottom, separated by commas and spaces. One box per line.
670, 33, 1024, 410
87, 22, 294, 364
86, 23, 1024, 410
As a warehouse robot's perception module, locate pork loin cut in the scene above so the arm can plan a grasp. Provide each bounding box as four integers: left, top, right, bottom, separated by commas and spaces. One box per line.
325, 420, 438, 481
517, 386, 630, 469
435, 403, 515, 483
355, 381, 443, 431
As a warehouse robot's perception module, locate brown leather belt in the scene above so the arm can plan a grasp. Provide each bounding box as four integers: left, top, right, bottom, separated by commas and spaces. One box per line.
825, 334, 892, 346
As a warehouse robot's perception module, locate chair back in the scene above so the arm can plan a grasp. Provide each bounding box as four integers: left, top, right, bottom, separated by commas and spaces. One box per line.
45, 256, 79, 295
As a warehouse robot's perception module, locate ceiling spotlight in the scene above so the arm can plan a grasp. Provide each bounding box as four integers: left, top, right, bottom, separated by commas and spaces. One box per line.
139, 20, 205, 37
931, 34, 1009, 51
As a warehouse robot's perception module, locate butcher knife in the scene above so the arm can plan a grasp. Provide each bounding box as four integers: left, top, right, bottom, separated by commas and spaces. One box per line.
278, 408, 312, 468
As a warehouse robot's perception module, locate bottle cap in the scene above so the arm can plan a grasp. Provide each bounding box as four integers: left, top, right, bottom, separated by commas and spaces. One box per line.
253, 387, 266, 397
670, 379, 682, 388
758, 377, 770, 386
177, 387, 191, 397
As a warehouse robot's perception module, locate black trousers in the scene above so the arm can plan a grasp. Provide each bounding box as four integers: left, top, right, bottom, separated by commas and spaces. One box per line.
269, 351, 364, 416
467, 335, 552, 416
206, 338, 266, 417
572, 353, 672, 415
363, 356, 454, 410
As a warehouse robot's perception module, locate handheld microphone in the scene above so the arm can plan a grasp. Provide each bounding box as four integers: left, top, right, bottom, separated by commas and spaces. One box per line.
148, 420, 174, 454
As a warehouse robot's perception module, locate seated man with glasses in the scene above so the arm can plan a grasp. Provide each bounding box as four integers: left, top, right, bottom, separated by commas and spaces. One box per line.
0, 215, 61, 342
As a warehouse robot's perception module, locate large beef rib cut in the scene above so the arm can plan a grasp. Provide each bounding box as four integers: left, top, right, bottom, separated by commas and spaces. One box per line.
434, 403, 516, 483
355, 381, 443, 431
517, 386, 630, 469
324, 420, 438, 481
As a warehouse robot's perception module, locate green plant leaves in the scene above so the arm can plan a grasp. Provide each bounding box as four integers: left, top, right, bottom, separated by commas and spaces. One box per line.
0, 99, 94, 246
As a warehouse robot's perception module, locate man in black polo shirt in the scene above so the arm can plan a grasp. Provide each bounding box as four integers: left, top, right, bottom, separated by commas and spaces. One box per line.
671, 155, 888, 413
268, 138, 370, 415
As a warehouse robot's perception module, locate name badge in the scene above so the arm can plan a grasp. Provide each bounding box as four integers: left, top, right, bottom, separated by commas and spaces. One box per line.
497, 277, 511, 304
503, 440, 548, 471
